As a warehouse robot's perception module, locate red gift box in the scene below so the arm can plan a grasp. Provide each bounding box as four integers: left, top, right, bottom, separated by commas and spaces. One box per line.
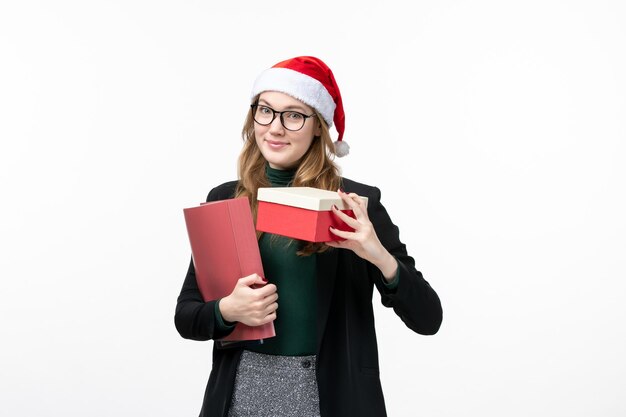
256, 187, 368, 242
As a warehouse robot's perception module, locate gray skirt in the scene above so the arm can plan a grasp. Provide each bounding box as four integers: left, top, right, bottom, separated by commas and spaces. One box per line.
227, 350, 321, 417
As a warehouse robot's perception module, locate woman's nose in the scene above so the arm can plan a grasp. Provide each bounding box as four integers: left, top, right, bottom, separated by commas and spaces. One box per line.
268, 114, 285, 134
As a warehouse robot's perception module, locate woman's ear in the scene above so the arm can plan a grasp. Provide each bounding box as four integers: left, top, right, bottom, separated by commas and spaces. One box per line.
314, 120, 322, 137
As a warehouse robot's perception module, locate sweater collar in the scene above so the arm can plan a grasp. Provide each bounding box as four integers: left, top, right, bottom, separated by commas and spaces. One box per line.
265, 164, 296, 187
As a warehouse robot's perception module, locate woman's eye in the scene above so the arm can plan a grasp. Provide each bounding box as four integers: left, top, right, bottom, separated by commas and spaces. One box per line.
286, 112, 303, 120
259, 106, 272, 114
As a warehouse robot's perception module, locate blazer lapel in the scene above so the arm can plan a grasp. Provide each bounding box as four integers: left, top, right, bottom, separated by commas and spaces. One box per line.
316, 248, 338, 353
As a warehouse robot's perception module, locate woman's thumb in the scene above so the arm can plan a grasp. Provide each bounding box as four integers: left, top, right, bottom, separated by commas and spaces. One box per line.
238, 273, 266, 287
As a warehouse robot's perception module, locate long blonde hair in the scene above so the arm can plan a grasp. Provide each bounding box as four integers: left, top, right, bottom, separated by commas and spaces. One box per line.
235, 98, 342, 255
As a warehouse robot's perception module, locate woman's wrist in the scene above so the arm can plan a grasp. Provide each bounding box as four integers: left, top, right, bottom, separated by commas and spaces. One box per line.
215, 299, 237, 328
219, 295, 236, 323
374, 252, 398, 281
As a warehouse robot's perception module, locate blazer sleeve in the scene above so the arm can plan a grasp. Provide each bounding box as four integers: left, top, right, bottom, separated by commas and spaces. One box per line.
174, 186, 237, 341
367, 186, 443, 335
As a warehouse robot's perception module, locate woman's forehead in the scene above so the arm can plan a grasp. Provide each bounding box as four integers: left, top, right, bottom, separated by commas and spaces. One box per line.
258, 91, 313, 112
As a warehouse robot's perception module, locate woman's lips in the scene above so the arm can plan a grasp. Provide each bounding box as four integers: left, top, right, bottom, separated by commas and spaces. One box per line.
265, 139, 289, 150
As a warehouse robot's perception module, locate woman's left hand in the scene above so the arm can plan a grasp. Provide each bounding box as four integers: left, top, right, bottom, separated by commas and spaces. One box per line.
326, 189, 398, 280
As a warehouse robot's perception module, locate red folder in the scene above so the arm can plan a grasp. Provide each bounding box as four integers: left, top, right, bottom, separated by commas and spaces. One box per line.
183, 197, 275, 343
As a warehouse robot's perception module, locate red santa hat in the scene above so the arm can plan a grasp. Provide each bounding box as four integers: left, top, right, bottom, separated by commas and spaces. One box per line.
251, 56, 349, 157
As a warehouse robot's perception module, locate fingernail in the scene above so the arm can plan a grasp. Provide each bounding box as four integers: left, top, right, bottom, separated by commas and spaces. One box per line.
339, 187, 345, 193
332, 204, 338, 211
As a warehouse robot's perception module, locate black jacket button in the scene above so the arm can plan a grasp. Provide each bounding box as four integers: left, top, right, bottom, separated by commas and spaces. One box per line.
301, 360, 312, 369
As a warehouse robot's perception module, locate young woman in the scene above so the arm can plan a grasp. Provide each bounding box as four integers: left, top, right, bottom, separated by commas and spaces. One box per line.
175, 56, 443, 417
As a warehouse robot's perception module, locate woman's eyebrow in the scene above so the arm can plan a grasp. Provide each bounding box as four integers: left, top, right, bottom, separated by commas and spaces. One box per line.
257, 99, 309, 112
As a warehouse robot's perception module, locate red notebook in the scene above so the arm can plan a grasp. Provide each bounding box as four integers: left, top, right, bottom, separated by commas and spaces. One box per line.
183, 197, 275, 345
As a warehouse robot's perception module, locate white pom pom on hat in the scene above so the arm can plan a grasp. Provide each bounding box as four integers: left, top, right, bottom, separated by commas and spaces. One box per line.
251, 56, 349, 157
333, 139, 350, 157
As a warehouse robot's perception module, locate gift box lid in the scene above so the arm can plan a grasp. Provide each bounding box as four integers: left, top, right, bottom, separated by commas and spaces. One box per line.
257, 187, 368, 211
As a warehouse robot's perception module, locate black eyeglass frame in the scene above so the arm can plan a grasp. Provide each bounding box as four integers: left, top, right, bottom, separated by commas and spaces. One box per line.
250, 104, 317, 131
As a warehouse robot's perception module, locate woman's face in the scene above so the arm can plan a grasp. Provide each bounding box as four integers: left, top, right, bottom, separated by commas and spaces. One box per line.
254, 91, 321, 170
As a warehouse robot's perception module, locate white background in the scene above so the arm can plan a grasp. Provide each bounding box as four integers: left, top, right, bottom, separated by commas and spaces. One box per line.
1, 1, 625, 416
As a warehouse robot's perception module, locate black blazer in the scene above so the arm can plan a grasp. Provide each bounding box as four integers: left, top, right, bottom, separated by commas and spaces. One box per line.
175, 178, 443, 417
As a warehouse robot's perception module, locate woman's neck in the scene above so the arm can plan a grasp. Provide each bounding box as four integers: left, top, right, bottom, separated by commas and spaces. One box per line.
265, 163, 296, 187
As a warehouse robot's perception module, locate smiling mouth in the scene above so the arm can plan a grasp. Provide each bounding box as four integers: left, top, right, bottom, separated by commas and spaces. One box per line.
265, 140, 289, 148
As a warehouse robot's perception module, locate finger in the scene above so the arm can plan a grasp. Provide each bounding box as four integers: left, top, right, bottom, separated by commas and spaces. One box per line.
341, 190, 367, 211
338, 189, 364, 203
331, 204, 360, 228
255, 308, 276, 323
256, 283, 277, 297
345, 193, 368, 219
264, 302, 278, 315
237, 274, 262, 288
265, 292, 279, 304
329, 226, 354, 240
337, 189, 368, 220
261, 312, 277, 325
250, 313, 275, 327
337, 188, 357, 208
346, 192, 361, 201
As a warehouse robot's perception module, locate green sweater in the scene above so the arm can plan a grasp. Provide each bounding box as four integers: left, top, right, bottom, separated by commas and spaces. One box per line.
216, 165, 398, 355
248, 165, 317, 355
215, 165, 317, 355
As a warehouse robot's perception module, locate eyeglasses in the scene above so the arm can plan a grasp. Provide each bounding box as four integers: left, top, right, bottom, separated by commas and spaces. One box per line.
250, 104, 317, 131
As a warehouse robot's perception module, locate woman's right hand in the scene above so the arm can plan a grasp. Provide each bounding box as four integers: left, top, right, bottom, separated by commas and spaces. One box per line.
219, 274, 278, 327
